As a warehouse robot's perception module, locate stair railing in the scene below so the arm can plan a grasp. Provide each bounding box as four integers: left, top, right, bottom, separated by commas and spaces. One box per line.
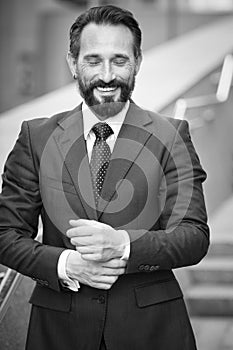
173, 54, 233, 129
0, 224, 42, 323
0, 269, 22, 323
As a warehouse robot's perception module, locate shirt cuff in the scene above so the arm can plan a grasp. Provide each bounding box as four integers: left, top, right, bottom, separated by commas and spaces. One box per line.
57, 249, 80, 291
119, 230, 130, 260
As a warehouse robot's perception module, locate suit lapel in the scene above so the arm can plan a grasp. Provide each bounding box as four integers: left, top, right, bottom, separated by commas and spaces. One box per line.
98, 102, 153, 216
52, 102, 153, 221
53, 104, 97, 220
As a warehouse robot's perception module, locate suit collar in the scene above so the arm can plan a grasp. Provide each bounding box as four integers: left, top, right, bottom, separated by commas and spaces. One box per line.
124, 100, 153, 128
56, 103, 83, 130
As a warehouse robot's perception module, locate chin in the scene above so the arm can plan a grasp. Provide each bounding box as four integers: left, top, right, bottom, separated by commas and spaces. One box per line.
91, 101, 126, 118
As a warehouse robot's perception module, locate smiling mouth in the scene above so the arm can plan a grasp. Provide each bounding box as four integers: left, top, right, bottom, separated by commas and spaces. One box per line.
96, 86, 119, 92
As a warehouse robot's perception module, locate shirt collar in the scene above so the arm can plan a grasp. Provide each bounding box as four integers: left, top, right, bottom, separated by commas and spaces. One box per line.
82, 100, 130, 140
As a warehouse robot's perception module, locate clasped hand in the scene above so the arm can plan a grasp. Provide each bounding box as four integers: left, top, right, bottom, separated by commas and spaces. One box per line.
65, 219, 128, 290
67, 219, 126, 262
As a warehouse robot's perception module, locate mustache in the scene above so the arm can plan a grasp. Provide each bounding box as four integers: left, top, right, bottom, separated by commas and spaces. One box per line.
88, 79, 126, 90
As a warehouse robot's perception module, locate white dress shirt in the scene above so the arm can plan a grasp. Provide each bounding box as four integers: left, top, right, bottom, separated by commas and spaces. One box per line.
57, 101, 131, 291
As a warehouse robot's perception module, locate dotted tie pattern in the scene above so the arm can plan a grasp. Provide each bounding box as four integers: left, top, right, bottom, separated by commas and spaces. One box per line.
90, 122, 114, 207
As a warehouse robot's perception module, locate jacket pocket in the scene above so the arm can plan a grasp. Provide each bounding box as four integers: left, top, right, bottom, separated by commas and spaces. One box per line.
134, 278, 183, 308
29, 284, 72, 312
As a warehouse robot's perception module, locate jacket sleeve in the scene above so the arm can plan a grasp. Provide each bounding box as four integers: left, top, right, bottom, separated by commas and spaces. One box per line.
126, 119, 210, 274
0, 121, 64, 292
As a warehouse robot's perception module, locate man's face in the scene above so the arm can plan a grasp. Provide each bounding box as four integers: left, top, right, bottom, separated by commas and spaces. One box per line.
69, 23, 141, 119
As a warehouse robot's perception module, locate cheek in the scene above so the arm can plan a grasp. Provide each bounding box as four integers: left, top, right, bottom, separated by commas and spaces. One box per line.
78, 67, 97, 86
116, 64, 136, 81
78, 62, 96, 76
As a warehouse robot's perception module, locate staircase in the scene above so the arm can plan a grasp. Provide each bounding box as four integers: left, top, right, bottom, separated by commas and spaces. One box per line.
185, 197, 233, 317
186, 234, 233, 316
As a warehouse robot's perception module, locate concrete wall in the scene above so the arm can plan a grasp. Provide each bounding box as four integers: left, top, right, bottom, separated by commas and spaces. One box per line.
0, 0, 75, 112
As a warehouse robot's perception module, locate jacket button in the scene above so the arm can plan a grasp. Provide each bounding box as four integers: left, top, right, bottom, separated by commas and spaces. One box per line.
97, 295, 105, 304
138, 264, 145, 271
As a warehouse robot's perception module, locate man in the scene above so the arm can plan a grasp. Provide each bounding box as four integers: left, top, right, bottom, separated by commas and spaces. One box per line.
0, 5, 209, 350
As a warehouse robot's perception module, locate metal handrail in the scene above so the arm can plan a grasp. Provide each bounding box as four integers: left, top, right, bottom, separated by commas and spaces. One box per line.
0, 269, 23, 323
0, 224, 42, 323
174, 54, 233, 125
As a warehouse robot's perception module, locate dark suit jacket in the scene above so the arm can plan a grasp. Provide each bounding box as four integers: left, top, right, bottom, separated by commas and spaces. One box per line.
0, 102, 209, 350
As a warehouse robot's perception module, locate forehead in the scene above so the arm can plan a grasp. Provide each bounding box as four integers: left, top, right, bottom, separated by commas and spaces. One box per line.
79, 23, 134, 56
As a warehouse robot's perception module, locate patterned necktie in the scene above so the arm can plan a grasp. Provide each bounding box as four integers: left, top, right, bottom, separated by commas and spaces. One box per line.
90, 122, 114, 207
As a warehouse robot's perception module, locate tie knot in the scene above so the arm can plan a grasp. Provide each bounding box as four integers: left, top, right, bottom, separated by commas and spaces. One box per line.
92, 122, 113, 141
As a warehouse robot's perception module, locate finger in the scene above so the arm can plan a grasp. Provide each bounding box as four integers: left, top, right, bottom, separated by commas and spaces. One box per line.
103, 259, 127, 268
81, 253, 106, 262
92, 283, 111, 290
69, 219, 97, 227
93, 275, 118, 285
91, 282, 114, 290
70, 236, 97, 247
103, 268, 125, 276
66, 226, 92, 238
76, 245, 99, 254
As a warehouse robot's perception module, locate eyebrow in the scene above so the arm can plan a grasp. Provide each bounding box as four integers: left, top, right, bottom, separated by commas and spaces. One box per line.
83, 54, 100, 60
113, 54, 129, 59
83, 54, 130, 60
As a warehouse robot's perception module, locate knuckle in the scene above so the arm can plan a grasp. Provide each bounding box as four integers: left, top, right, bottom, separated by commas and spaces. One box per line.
70, 238, 77, 245
95, 254, 102, 261
98, 245, 105, 254
100, 236, 106, 246
111, 276, 117, 283
92, 270, 100, 279
120, 268, 125, 275
108, 260, 116, 267
115, 269, 121, 276
91, 255, 99, 262
103, 284, 110, 290
91, 282, 99, 288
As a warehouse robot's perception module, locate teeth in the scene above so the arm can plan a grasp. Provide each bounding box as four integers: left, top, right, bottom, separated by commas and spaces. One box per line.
97, 87, 117, 92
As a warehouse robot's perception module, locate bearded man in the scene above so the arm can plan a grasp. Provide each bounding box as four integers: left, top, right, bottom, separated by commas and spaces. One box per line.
0, 5, 209, 350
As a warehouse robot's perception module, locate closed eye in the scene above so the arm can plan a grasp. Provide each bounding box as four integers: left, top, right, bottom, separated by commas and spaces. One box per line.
84, 55, 101, 66
112, 57, 128, 66
88, 60, 101, 66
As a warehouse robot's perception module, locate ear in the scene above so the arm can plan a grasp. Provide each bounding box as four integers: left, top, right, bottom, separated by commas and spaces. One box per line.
66, 52, 77, 78
135, 54, 142, 76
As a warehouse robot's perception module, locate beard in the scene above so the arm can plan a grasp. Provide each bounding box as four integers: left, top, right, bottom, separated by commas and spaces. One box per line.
77, 74, 136, 118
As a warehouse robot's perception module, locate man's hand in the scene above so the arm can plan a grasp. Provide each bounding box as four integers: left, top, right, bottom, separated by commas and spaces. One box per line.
66, 250, 126, 290
66, 219, 128, 262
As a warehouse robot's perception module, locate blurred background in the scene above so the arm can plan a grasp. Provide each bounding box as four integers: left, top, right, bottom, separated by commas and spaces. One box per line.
0, 0, 233, 349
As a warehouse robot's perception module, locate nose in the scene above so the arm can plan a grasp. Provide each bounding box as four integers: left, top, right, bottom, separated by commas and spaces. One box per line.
99, 62, 115, 83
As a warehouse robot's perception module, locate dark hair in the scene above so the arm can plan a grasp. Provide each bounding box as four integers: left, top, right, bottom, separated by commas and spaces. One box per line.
69, 5, 142, 60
